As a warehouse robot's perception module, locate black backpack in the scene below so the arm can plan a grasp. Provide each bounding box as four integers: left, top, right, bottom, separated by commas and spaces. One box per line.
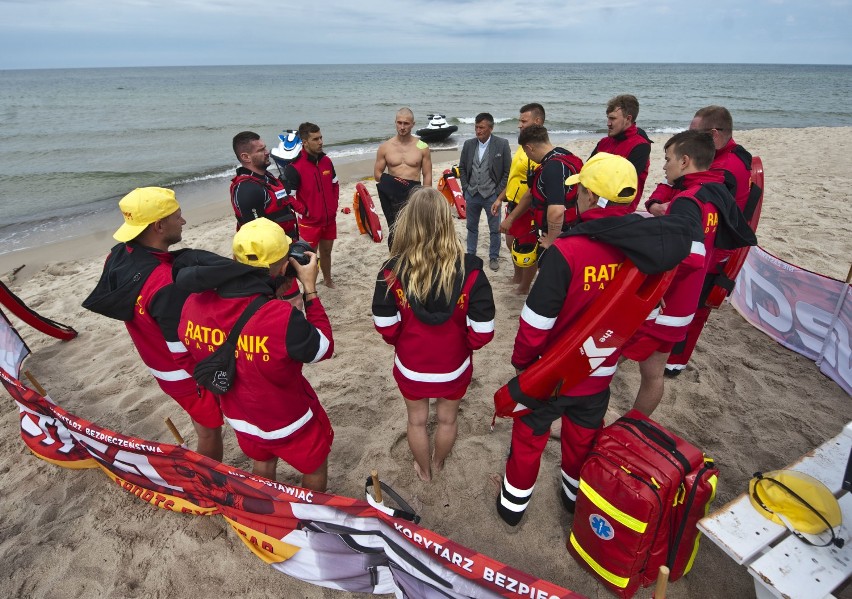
193, 295, 269, 394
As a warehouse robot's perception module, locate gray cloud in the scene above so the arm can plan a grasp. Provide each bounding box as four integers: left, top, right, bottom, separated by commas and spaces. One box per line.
1, 0, 850, 68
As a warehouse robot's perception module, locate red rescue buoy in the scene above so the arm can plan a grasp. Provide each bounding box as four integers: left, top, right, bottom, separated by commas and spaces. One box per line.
353, 182, 383, 243
437, 169, 466, 219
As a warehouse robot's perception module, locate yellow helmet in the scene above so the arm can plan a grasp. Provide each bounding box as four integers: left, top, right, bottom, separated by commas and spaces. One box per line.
749, 470, 844, 548
511, 238, 539, 268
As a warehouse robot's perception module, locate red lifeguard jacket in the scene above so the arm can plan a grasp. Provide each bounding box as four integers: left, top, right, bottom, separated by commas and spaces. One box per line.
376, 265, 493, 400
591, 124, 651, 213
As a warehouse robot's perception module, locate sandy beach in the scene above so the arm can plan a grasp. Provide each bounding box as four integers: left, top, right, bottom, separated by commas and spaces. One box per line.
1, 128, 850, 599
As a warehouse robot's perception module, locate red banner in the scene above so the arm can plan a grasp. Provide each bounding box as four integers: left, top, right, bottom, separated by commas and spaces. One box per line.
730, 246, 851, 395
0, 315, 582, 599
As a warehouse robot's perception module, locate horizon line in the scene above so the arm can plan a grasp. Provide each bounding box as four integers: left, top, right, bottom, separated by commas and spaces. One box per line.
3, 60, 851, 72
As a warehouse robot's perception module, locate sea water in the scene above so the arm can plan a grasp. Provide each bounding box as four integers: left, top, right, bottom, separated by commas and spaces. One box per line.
1, 62, 850, 252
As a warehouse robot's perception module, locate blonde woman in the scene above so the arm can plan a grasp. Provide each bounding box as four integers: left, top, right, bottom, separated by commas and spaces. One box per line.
372, 187, 495, 481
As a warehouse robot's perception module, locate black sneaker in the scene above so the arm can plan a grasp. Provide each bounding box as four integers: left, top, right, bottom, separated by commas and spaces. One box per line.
496, 493, 525, 526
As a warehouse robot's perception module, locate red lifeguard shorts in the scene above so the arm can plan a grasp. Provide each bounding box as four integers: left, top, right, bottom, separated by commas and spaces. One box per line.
620, 332, 675, 362
235, 406, 334, 474
507, 206, 536, 239
402, 383, 467, 402
298, 219, 337, 247
172, 389, 224, 429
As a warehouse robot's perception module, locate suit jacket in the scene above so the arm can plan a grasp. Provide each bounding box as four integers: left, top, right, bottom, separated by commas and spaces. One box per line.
458, 135, 511, 195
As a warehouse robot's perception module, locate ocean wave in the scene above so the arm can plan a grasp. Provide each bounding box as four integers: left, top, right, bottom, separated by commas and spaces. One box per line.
326, 146, 380, 159
123, 124, 230, 135
645, 126, 687, 134
331, 135, 390, 147
547, 129, 597, 136
456, 117, 514, 125
169, 168, 234, 185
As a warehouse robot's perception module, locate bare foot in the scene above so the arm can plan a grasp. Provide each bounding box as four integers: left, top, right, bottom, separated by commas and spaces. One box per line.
430, 458, 445, 478
413, 461, 431, 482
323, 279, 336, 289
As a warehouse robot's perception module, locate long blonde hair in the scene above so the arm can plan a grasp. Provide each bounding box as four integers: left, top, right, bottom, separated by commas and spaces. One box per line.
389, 187, 464, 305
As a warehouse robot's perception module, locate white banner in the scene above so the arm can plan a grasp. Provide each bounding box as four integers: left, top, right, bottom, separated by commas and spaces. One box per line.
730, 246, 851, 395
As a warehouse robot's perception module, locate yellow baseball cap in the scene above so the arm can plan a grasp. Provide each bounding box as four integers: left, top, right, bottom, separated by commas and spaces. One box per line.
232, 218, 291, 268
113, 187, 180, 242
564, 152, 637, 204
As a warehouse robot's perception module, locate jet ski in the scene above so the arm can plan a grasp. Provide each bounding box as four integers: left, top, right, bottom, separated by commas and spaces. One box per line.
415, 114, 458, 143
270, 130, 302, 177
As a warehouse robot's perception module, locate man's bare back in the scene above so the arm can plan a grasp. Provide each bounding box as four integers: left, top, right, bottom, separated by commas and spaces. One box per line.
374, 109, 432, 186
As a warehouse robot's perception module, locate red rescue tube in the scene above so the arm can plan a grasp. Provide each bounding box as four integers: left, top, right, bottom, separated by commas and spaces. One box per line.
704, 156, 764, 309
494, 260, 675, 419
0, 281, 78, 341
437, 169, 466, 219
353, 182, 384, 243
437, 171, 453, 206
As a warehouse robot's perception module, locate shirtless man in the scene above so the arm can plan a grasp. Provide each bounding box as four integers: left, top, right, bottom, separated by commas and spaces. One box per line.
374, 107, 433, 246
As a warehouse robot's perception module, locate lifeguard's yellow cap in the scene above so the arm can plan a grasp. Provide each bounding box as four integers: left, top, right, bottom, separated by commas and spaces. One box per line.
232, 217, 290, 268
564, 152, 637, 204
114, 187, 180, 242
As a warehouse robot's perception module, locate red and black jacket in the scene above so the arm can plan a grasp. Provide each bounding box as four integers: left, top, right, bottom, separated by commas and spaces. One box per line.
82, 243, 201, 400
230, 167, 303, 238
529, 148, 583, 233
175, 253, 334, 443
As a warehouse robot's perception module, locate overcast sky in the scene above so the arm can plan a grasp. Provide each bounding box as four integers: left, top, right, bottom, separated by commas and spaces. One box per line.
2, 0, 850, 69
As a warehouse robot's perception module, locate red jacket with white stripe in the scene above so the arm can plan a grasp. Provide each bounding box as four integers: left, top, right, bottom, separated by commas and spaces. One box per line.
127, 258, 199, 398
180, 292, 333, 442
372, 254, 495, 399
82, 243, 198, 401
512, 208, 625, 396
643, 171, 726, 342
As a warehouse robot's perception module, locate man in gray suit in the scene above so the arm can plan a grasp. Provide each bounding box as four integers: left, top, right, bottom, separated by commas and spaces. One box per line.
458, 112, 511, 271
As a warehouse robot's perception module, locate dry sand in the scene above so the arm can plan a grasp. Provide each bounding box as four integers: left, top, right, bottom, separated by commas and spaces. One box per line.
0, 128, 850, 599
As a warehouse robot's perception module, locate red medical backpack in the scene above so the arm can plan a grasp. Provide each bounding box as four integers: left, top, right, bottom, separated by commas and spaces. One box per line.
567, 410, 718, 598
